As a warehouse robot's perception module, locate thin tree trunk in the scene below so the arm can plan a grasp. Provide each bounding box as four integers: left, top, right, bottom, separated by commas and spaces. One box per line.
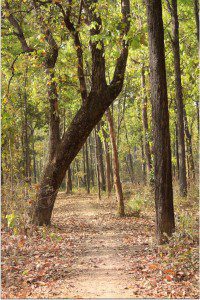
146, 0, 175, 243
106, 109, 125, 216
32, 139, 37, 183
141, 65, 152, 179
175, 123, 180, 179
85, 139, 90, 193
102, 124, 112, 197
184, 110, 195, 179
96, 123, 106, 191
194, 0, 199, 42
124, 122, 134, 183
95, 127, 101, 200
89, 134, 95, 187
66, 166, 72, 194
167, 0, 187, 197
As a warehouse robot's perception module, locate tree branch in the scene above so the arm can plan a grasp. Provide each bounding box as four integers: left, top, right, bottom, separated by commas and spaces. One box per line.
108, 0, 130, 100
4, 0, 34, 53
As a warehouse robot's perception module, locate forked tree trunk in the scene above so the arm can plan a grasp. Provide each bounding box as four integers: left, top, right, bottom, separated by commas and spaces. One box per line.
146, 0, 175, 243
31, 0, 130, 225
106, 109, 125, 216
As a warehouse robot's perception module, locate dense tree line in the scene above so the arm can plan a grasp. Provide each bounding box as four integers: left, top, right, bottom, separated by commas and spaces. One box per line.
2, 0, 198, 243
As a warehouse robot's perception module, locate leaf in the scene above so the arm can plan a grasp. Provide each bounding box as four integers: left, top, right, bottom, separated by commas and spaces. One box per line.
149, 264, 160, 270
164, 274, 173, 281
163, 269, 175, 275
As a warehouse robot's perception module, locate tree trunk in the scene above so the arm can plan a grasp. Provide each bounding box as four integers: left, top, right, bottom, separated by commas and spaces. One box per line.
89, 134, 95, 187
141, 65, 152, 179
85, 139, 90, 193
146, 0, 175, 243
96, 123, 106, 191
102, 124, 112, 197
175, 123, 179, 179
32, 0, 130, 225
169, 0, 187, 197
184, 110, 195, 179
194, 0, 199, 42
124, 122, 134, 183
66, 166, 72, 194
106, 109, 125, 216
95, 127, 101, 200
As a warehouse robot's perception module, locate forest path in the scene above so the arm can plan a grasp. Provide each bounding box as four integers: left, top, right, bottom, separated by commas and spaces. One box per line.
47, 192, 152, 298
2, 192, 198, 298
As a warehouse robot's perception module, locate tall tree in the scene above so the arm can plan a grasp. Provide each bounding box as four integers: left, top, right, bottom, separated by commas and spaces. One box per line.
166, 0, 187, 196
5, 0, 130, 225
145, 0, 175, 243
106, 109, 125, 216
141, 65, 152, 180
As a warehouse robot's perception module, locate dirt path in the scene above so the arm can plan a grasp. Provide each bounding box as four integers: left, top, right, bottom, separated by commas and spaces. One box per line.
2, 192, 198, 298
46, 193, 153, 298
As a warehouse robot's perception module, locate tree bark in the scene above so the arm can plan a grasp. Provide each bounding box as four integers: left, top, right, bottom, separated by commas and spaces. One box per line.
184, 110, 195, 179
167, 0, 187, 196
96, 123, 106, 191
146, 0, 175, 243
102, 124, 112, 197
85, 139, 90, 193
106, 109, 125, 216
194, 0, 199, 42
66, 166, 72, 194
95, 127, 101, 200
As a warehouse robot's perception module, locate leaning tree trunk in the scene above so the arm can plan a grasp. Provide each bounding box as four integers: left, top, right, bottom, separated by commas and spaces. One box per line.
146, 0, 175, 243
31, 0, 130, 225
106, 109, 125, 216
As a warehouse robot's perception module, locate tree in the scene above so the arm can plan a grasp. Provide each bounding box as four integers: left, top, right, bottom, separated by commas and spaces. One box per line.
106, 108, 125, 216
4, 0, 130, 225
145, 0, 175, 243
166, 0, 187, 196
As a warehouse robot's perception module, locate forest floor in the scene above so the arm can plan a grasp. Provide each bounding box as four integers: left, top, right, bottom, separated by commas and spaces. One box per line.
2, 191, 199, 298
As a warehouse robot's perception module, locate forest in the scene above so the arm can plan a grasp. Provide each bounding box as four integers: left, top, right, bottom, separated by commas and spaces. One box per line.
1, 0, 199, 298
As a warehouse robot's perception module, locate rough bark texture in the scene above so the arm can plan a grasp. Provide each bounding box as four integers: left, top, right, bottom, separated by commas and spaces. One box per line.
146, 0, 175, 243
168, 0, 187, 196
106, 109, 125, 216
